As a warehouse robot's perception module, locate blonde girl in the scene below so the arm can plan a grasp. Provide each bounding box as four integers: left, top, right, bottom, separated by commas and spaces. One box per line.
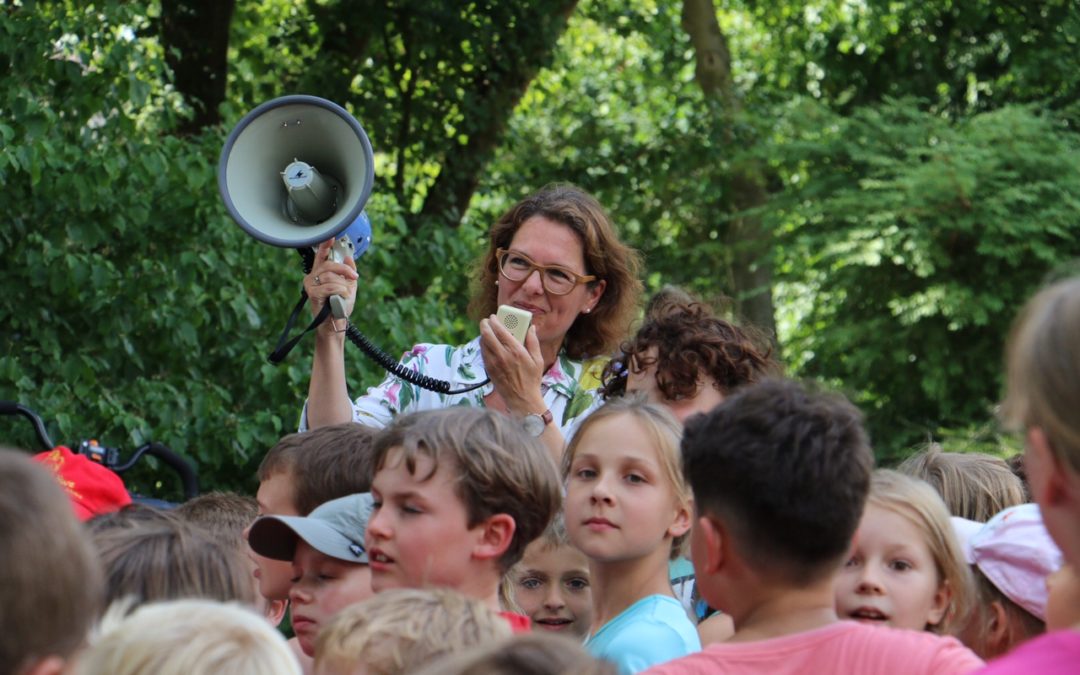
835, 469, 973, 634
562, 395, 699, 674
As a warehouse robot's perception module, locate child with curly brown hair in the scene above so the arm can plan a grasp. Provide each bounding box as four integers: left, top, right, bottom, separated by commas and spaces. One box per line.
602, 287, 777, 423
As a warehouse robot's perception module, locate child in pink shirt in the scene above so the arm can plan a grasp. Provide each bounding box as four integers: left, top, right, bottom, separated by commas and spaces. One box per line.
643, 379, 983, 675
974, 277, 1080, 672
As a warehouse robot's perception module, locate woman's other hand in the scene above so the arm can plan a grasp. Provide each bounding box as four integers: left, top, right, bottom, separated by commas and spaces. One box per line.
305, 238, 359, 324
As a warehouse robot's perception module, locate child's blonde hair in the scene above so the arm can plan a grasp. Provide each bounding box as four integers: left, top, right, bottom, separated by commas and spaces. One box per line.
1002, 276, 1080, 472
562, 396, 690, 559
76, 599, 299, 675
869, 470, 974, 634
313, 587, 511, 675
410, 633, 616, 675
897, 445, 1026, 522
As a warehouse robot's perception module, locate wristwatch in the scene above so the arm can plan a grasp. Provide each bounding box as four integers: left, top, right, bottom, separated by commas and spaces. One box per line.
523, 409, 554, 437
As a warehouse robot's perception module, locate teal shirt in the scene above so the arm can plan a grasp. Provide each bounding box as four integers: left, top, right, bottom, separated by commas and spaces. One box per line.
585, 595, 701, 674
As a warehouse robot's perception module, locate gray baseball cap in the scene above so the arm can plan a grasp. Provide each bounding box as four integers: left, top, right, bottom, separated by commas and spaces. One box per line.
248, 492, 372, 564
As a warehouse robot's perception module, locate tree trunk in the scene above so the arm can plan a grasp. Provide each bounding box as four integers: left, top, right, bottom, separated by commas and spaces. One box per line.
416, 0, 579, 230
681, 0, 778, 342
160, 0, 236, 134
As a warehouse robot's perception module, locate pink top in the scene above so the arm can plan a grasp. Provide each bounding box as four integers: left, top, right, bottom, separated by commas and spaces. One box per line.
642, 621, 983, 675
976, 629, 1080, 674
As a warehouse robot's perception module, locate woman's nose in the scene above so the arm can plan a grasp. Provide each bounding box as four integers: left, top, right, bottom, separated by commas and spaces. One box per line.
521, 268, 545, 294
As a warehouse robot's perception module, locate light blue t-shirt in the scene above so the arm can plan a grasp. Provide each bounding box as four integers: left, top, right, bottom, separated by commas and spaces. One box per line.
585, 595, 701, 674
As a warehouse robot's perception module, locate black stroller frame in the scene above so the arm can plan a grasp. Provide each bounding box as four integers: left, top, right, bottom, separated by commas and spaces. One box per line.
1, 401, 199, 503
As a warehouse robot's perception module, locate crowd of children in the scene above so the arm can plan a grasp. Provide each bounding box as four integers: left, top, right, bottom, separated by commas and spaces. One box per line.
3, 276, 1079, 675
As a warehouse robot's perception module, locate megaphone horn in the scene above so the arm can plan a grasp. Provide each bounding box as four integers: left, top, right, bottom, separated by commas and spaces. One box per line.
217, 95, 375, 249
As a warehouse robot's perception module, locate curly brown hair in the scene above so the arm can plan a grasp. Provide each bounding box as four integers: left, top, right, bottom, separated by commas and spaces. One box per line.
468, 184, 642, 360
601, 287, 778, 400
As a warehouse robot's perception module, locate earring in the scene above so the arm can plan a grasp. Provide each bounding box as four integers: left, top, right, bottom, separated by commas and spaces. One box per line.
495, 280, 499, 286
584, 307, 591, 314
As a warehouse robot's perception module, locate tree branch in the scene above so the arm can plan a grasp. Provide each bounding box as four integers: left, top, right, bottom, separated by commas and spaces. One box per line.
681, 0, 777, 341
159, 0, 236, 134
414, 0, 579, 231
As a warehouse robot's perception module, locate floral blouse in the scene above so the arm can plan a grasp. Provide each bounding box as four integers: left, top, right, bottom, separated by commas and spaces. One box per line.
302, 337, 608, 438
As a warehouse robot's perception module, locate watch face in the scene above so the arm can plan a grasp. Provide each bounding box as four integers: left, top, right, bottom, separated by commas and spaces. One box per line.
523, 414, 544, 437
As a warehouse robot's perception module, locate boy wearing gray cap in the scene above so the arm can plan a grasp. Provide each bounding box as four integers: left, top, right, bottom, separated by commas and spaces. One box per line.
249, 493, 374, 658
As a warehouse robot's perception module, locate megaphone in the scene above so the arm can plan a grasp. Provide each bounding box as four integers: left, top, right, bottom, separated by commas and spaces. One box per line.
218, 95, 374, 250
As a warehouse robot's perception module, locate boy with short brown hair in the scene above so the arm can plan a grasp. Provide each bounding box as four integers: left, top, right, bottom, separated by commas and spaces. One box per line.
366, 407, 561, 628
0, 448, 104, 675
248, 423, 377, 603
642, 380, 983, 675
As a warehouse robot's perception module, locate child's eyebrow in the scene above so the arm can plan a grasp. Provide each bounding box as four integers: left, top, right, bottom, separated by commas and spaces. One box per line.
620, 455, 661, 473
386, 488, 428, 503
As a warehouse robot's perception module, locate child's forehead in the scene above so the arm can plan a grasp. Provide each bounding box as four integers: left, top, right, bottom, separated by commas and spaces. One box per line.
572, 426, 663, 466
256, 471, 299, 514
857, 505, 935, 553
373, 445, 461, 489
524, 540, 589, 568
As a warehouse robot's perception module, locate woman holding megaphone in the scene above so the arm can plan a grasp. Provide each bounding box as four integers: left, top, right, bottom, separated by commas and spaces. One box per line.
301, 184, 642, 461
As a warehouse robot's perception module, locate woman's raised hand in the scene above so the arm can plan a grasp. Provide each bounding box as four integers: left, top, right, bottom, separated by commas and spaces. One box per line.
305, 238, 359, 323
479, 316, 546, 415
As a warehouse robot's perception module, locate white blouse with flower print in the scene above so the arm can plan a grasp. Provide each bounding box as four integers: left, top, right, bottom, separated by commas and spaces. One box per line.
300, 337, 608, 438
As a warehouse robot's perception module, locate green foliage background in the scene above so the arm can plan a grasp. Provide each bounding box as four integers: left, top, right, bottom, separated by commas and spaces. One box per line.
2, 0, 1079, 498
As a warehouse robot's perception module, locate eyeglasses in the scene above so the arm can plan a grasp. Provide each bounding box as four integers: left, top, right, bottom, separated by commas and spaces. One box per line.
496, 248, 596, 296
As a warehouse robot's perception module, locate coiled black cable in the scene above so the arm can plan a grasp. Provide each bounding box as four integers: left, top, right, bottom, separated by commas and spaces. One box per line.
300, 248, 490, 396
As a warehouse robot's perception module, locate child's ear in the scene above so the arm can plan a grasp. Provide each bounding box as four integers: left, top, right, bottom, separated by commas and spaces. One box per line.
1027, 427, 1069, 507
695, 515, 726, 575
985, 600, 1011, 657
264, 598, 289, 627
472, 513, 517, 562
926, 578, 953, 628
23, 656, 66, 675
668, 500, 692, 540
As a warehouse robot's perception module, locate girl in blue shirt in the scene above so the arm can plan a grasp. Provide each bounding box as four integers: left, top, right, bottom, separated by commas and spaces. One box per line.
563, 396, 701, 674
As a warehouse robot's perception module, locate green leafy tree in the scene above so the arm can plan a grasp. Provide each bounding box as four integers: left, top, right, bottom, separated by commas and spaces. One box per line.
769, 99, 1080, 459
0, 1, 584, 496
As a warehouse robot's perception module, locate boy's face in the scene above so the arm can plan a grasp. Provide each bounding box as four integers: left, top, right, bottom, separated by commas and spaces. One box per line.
834, 504, 949, 631
513, 540, 592, 638
627, 347, 726, 423
366, 448, 488, 594
245, 471, 300, 601
289, 541, 373, 657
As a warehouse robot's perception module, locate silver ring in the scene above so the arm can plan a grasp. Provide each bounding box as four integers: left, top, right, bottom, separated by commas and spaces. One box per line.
314, 275, 322, 286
